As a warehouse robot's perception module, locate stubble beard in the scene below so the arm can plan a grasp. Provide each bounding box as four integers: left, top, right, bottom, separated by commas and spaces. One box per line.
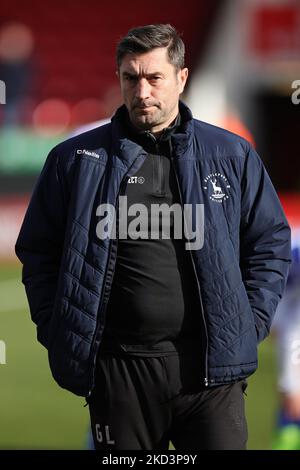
129, 106, 164, 131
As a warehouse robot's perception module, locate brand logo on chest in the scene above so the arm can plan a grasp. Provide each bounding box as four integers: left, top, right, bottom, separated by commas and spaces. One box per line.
203, 173, 230, 203
128, 176, 145, 184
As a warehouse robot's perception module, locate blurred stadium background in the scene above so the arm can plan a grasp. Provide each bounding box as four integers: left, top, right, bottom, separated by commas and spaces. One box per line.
0, 0, 299, 449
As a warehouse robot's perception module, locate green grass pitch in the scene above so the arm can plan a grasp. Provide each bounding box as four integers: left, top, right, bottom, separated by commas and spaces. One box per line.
0, 262, 278, 449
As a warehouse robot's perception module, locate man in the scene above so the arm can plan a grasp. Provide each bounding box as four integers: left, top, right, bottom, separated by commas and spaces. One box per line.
15, 24, 291, 450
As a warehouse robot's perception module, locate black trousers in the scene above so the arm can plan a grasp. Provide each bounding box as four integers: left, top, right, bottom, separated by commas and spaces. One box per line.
88, 351, 248, 450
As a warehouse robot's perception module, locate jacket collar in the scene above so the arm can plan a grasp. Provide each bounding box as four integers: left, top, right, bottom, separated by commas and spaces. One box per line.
110, 100, 194, 166
171, 101, 194, 159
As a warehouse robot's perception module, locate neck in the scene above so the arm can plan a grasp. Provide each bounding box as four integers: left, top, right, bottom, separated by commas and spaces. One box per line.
134, 114, 180, 139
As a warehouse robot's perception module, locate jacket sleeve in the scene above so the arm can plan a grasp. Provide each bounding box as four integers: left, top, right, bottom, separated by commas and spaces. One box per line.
15, 147, 67, 349
240, 144, 291, 343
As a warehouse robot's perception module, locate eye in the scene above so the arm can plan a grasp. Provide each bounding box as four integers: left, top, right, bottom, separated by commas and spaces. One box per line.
124, 75, 137, 82
149, 76, 162, 84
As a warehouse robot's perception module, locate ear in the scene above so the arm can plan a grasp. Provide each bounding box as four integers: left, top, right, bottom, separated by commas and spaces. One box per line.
116, 70, 120, 80
178, 68, 188, 94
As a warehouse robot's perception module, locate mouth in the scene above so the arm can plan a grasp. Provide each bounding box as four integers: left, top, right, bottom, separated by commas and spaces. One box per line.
135, 104, 156, 110
135, 106, 156, 115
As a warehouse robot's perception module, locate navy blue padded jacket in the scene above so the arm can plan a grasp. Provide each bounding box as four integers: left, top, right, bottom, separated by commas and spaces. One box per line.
15, 101, 291, 397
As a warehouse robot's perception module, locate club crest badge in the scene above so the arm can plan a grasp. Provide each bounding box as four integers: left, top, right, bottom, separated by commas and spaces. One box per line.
203, 173, 230, 203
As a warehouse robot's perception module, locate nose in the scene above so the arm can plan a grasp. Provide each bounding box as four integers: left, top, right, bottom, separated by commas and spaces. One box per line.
135, 78, 151, 100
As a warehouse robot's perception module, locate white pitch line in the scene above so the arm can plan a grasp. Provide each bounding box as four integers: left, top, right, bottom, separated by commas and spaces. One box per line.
0, 277, 27, 313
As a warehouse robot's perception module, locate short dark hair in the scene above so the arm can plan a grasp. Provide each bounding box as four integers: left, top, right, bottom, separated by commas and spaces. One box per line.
116, 24, 185, 71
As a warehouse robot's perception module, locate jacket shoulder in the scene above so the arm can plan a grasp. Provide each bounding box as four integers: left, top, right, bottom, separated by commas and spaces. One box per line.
193, 119, 251, 158
50, 122, 112, 164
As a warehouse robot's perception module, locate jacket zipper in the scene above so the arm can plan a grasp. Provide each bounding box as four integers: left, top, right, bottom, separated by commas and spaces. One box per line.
170, 156, 209, 387
87, 155, 146, 396
152, 139, 165, 197
157, 155, 164, 195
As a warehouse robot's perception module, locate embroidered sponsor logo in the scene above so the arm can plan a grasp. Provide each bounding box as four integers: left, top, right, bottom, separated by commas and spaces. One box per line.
128, 176, 145, 184
77, 149, 100, 159
203, 173, 230, 203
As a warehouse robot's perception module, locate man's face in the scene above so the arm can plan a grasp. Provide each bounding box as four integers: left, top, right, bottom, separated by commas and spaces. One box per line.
117, 47, 188, 133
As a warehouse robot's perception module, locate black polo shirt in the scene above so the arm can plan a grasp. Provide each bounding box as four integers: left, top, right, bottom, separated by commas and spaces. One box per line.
101, 112, 202, 355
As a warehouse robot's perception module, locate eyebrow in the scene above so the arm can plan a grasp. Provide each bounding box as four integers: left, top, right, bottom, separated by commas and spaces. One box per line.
122, 71, 164, 79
